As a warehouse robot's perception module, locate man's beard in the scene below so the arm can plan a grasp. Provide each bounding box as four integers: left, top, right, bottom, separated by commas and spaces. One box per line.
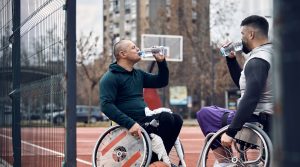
242, 41, 251, 54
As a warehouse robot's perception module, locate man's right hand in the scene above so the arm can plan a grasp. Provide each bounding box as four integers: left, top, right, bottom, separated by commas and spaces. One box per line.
153, 52, 166, 62
129, 123, 142, 139
228, 51, 236, 58
221, 42, 236, 58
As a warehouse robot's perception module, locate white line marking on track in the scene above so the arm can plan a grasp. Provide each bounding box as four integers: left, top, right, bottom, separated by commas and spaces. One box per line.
0, 134, 92, 166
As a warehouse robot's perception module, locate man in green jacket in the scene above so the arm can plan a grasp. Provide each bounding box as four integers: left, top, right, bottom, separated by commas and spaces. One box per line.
99, 39, 183, 162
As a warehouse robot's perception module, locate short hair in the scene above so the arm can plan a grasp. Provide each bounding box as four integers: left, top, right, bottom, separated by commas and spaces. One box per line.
113, 40, 128, 60
240, 15, 269, 37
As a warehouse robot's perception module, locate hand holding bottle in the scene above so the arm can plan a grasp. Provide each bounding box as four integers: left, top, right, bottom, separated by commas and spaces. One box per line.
138, 46, 167, 62
153, 52, 166, 62
220, 41, 242, 58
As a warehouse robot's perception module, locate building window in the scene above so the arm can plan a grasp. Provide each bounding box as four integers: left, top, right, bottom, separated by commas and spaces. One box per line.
192, 10, 197, 23
125, 0, 131, 13
112, 0, 120, 13
131, 20, 136, 25
114, 22, 119, 29
166, 7, 171, 18
166, 0, 171, 6
192, 0, 197, 7
131, 28, 136, 39
125, 8, 131, 14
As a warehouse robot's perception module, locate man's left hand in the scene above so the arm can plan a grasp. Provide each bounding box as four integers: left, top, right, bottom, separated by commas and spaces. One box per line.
221, 133, 233, 148
153, 53, 165, 62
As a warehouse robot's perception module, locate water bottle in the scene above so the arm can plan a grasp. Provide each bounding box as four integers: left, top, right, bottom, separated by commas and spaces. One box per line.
138, 46, 167, 58
220, 41, 243, 57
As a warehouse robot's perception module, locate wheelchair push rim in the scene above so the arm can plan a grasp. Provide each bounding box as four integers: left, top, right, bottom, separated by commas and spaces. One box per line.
92, 125, 152, 167
199, 123, 272, 167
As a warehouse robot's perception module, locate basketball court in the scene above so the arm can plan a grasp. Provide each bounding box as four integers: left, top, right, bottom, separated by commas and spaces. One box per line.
1, 126, 205, 167
76, 126, 205, 167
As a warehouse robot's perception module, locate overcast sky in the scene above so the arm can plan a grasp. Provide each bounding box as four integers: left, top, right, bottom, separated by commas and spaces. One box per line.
210, 0, 273, 45
77, 0, 103, 40
77, 0, 103, 53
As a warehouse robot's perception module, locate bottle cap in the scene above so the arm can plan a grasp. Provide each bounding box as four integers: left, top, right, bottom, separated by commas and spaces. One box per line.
138, 51, 144, 56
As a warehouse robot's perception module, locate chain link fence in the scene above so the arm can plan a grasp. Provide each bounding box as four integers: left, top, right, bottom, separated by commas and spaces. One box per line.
1, 0, 76, 166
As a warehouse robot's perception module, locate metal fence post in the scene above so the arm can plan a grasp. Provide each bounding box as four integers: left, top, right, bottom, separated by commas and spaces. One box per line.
63, 0, 77, 166
273, 0, 300, 166
11, 0, 21, 166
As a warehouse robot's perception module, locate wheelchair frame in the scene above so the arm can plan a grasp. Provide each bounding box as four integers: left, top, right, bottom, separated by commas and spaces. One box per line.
197, 123, 273, 167
92, 125, 186, 167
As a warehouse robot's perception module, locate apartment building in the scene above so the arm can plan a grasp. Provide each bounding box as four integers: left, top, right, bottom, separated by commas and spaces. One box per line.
102, 0, 210, 59
102, 0, 140, 57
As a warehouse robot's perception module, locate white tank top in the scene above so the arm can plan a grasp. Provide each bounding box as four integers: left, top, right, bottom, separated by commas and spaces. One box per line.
238, 43, 273, 114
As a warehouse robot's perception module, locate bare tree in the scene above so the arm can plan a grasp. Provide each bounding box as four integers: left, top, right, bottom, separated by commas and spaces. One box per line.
140, 0, 238, 117
210, 0, 239, 44
210, 0, 243, 107
76, 31, 111, 123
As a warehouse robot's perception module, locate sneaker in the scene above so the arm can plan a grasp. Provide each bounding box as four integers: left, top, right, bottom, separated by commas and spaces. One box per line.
213, 160, 236, 167
171, 164, 177, 167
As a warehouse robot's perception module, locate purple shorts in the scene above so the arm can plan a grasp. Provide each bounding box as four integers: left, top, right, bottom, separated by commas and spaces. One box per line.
196, 106, 236, 136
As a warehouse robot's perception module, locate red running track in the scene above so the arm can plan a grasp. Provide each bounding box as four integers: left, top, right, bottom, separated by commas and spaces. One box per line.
76, 126, 205, 167
0, 126, 205, 167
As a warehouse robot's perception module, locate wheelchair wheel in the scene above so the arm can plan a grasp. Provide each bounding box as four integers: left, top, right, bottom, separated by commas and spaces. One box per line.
92, 125, 152, 167
169, 139, 185, 167
199, 123, 272, 167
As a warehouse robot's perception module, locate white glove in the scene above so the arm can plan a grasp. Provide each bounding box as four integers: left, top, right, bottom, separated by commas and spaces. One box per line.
145, 107, 154, 116
145, 107, 172, 116
150, 133, 171, 167
153, 107, 172, 114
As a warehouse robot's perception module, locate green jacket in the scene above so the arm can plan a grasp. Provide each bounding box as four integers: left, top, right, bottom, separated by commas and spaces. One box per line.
99, 60, 169, 129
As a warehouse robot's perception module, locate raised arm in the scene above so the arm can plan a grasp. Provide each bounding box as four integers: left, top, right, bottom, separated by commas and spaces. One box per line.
142, 60, 169, 88
226, 57, 242, 88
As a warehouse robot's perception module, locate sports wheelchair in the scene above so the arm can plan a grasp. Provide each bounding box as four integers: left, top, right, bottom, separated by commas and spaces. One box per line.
92, 125, 186, 167
197, 123, 273, 167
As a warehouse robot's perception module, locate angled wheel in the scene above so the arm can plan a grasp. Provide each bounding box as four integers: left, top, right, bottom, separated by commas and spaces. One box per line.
92, 125, 152, 167
199, 123, 272, 167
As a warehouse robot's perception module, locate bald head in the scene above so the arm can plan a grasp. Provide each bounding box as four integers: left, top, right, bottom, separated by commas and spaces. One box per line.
113, 40, 131, 60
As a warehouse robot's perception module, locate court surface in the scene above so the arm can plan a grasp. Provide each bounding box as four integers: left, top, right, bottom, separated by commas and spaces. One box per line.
1, 126, 205, 167
76, 126, 205, 167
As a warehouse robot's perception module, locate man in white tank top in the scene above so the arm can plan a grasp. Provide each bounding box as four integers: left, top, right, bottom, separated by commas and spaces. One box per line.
196, 15, 273, 167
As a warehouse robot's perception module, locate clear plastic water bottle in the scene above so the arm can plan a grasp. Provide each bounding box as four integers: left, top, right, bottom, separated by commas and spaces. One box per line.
220, 41, 243, 57
138, 46, 167, 58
